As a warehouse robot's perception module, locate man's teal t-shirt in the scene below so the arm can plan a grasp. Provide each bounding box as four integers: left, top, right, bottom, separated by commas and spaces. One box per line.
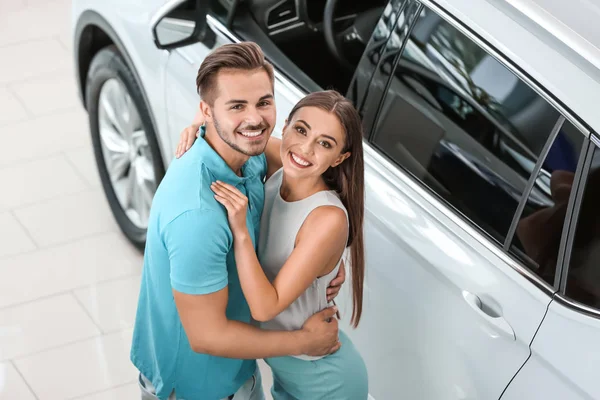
130, 128, 266, 400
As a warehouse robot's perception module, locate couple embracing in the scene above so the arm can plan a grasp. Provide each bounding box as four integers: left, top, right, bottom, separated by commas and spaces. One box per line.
130, 41, 368, 400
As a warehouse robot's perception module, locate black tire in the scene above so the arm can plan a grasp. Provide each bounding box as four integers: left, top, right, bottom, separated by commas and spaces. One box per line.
85, 45, 165, 250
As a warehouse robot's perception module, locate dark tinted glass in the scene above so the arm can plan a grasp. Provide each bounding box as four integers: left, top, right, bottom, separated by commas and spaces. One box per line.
566, 144, 600, 307
509, 121, 585, 285
351, 0, 422, 137
348, 0, 406, 129
371, 7, 562, 244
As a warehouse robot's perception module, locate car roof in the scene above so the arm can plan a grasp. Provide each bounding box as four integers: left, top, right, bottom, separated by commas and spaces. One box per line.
430, 0, 600, 134
500, 0, 600, 75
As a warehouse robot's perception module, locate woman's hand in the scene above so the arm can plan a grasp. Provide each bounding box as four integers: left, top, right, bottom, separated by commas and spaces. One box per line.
175, 123, 201, 158
211, 181, 250, 236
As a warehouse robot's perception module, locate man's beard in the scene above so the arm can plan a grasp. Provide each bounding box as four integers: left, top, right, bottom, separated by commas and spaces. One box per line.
214, 116, 269, 157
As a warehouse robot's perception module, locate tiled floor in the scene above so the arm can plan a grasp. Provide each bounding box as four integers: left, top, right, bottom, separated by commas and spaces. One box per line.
0, 1, 272, 399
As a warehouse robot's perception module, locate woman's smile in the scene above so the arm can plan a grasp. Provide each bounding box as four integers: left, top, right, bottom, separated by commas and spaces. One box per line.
289, 152, 313, 168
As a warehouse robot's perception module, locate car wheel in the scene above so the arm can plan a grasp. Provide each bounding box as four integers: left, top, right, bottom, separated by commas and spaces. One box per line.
85, 45, 164, 249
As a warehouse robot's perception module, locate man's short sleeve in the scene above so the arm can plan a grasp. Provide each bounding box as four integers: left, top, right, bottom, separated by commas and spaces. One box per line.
163, 209, 232, 295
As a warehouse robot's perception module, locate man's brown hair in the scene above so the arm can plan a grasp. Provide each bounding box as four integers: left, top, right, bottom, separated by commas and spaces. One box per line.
195, 42, 274, 105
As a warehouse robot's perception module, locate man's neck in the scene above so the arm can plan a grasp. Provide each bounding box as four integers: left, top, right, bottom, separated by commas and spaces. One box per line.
204, 128, 249, 176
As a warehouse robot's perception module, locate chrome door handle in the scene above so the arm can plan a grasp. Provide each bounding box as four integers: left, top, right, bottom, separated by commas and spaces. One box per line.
462, 290, 515, 341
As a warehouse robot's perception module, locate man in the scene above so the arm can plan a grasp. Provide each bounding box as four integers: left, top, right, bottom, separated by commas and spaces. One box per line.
131, 42, 344, 400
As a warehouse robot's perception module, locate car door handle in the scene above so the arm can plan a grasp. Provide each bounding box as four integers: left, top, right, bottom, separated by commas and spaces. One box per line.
462, 290, 515, 341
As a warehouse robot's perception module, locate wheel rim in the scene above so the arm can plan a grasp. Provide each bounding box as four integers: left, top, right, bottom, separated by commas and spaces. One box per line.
98, 78, 156, 229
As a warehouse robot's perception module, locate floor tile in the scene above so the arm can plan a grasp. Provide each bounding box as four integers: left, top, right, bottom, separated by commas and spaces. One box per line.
24, 0, 70, 7
0, 212, 36, 259
65, 147, 102, 187
0, 110, 90, 167
0, 0, 26, 14
0, 233, 142, 309
74, 275, 141, 334
10, 74, 80, 116
15, 329, 136, 400
0, 362, 36, 400
58, 32, 71, 51
0, 39, 70, 85
0, 155, 87, 211
71, 365, 271, 400
0, 294, 100, 361
0, 87, 29, 126
73, 383, 139, 400
14, 189, 119, 247
0, 0, 69, 48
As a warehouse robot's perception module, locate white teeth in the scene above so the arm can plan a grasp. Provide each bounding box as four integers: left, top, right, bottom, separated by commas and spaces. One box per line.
291, 153, 310, 166
239, 130, 262, 137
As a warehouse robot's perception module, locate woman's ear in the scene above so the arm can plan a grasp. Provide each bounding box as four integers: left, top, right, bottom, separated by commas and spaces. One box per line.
332, 152, 351, 168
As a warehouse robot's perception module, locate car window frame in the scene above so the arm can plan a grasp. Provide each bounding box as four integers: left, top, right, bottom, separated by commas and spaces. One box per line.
363, 0, 424, 140
508, 120, 590, 286
553, 135, 600, 316
502, 115, 567, 247
363, 0, 592, 298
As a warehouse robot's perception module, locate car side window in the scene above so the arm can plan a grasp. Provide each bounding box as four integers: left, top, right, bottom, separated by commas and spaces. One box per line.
370, 6, 565, 246
507, 120, 585, 285
351, 0, 422, 138
348, 0, 411, 126
565, 143, 600, 308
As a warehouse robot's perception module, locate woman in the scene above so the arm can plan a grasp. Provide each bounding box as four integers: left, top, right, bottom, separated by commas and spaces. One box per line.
178, 90, 368, 399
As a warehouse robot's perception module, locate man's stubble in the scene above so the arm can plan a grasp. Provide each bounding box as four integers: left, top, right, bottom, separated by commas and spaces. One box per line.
213, 113, 269, 157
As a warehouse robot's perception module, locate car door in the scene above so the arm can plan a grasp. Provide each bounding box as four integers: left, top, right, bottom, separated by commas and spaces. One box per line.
501, 137, 600, 400
338, 1, 587, 398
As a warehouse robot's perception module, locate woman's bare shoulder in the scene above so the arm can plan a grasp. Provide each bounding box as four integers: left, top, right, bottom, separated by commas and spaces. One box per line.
300, 205, 348, 240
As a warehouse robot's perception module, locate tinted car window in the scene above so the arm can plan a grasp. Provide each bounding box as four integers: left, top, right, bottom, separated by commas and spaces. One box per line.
352, 0, 422, 137
370, 7, 562, 244
508, 121, 585, 285
565, 143, 600, 308
348, 0, 409, 115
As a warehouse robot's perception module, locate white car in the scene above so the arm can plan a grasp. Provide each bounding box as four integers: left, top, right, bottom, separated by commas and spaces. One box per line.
71, 0, 600, 398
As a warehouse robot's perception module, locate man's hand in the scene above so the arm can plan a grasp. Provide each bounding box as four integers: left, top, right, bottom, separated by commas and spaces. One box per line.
299, 306, 341, 357
327, 262, 346, 302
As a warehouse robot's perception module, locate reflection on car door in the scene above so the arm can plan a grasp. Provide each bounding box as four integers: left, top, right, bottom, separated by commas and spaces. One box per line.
339, 3, 556, 399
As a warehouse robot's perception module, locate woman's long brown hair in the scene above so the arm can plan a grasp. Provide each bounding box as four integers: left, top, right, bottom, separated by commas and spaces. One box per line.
287, 90, 366, 327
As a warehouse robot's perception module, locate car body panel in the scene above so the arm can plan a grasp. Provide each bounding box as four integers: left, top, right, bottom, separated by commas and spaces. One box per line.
71, 0, 600, 399
333, 140, 551, 399
501, 298, 600, 400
